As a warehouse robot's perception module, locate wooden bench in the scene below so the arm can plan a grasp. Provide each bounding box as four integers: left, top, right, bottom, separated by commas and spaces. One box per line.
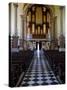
9, 50, 34, 87
44, 50, 65, 83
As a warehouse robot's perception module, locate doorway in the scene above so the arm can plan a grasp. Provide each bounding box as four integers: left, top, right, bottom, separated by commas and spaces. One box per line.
36, 42, 42, 50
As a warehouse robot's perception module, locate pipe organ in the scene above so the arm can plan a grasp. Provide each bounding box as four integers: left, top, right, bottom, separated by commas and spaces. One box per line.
26, 5, 51, 39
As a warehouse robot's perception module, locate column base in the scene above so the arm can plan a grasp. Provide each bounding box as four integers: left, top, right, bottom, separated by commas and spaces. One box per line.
12, 36, 18, 48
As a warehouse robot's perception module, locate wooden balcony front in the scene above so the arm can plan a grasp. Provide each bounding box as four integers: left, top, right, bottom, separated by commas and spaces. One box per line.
32, 34, 46, 39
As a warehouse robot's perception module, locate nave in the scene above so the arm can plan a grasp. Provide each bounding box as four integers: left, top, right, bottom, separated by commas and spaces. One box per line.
9, 3, 65, 87
20, 50, 59, 86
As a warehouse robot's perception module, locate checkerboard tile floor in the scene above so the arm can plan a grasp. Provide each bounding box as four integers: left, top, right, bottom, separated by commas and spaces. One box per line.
20, 50, 59, 87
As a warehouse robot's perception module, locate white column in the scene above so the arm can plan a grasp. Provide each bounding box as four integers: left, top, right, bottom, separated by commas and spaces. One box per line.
13, 4, 18, 36
11, 3, 18, 49
58, 7, 65, 49
60, 7, 63, 34
19, 15, 24, 50
63, 7, 65, 36
61, 7, 65, 36
9, 3, 11, 36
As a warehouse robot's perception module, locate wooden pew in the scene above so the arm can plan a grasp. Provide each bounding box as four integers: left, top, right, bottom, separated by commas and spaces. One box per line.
44, 50, 65, 84
9, 50, 34, 87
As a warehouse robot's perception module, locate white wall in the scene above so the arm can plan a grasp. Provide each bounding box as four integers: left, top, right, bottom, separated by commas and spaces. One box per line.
54, 6, 61, 38
17, 4, 24, 38
54, 6, 65, 38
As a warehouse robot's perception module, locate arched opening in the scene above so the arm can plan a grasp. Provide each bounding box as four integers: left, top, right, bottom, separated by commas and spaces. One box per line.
26, 4, 52, 40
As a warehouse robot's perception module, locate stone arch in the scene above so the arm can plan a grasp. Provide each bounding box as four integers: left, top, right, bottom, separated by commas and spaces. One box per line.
25, 4, 54, 35
24, 4, 55, 50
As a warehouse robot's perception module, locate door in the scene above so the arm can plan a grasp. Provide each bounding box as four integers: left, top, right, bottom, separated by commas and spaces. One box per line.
36, 42, 42, 50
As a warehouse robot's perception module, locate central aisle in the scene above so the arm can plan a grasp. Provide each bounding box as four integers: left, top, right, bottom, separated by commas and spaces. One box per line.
20, 50, 59, 86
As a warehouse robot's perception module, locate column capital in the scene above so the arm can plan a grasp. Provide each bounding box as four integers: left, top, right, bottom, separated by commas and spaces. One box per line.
13, 3, 18, 8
